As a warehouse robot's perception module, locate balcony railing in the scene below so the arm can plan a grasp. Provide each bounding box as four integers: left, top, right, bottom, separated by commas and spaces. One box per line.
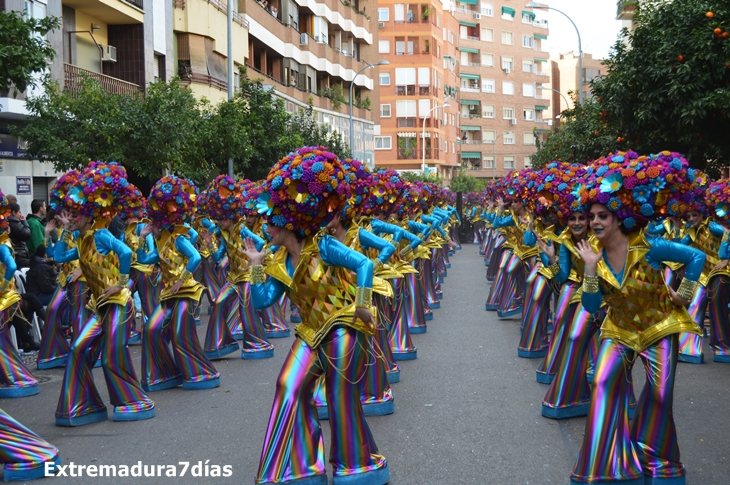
64, 63, 141, 96
462, 139, 483, 145
126, 0, 144, 8
616, 0, 638, 20
461, 87, 480, 93
466, 36, 480, 41
397, 118, 417, 128
396, 86, 416, 96
397, 148, 418, 159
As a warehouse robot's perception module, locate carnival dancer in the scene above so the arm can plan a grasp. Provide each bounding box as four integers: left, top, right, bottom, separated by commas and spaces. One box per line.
0, 191, 39, 397
137, 176, 220, 391
676, 172, 729, 363
247, 146, 389, 485
201, 175, 273, 360
0, 406, 61, 480
570, 150, 703, 485
36, 172, 89, 369
54, 161, 155, 425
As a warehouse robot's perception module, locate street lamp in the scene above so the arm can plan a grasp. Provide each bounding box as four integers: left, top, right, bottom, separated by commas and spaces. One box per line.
526, 2, 584, 105
490, 132, 512, 180
422, 102, 450, 174
350, 60, 389, 165
227, 0, 234, 176
537, 86, 571, 110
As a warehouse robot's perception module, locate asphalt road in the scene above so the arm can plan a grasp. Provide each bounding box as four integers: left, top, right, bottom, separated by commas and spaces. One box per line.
2, 245, 728, 484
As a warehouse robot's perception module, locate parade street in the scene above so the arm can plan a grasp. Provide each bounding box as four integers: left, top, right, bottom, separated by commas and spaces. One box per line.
2, 245, 728, 484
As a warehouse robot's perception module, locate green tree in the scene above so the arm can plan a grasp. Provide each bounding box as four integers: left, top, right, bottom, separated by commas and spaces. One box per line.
400, 171, 443, 185
286, 103, 351, 159
0, 10, 60, 96
450, 171, 487, 192
532, 96, 618, 169
593, 0, 730, 175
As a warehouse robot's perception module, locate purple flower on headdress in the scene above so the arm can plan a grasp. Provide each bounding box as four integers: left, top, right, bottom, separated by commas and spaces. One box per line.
597, 191, 611, 204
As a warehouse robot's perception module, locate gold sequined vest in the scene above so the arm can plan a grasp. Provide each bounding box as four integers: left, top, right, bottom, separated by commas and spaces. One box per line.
687, 219, 729, 286
192, 218, 212, 258
222, 221, 250, 284
53, 228, 84, 286
156, 225, 204, 302
0, 233, 21, 312
125, 222, 154, 274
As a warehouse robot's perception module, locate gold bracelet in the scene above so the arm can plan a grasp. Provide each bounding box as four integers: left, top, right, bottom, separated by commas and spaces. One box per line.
61, 230, 73, 243
180, 269, 193, 282
372, 259, 383, 273
676, 278, 698, 301
548, 261, 561, 276
399, 246, 413, 258
209, 239, 219, 254
354, 287, 372, 308
250, 265, 266, 285
583, 274, 599, 294
117, 274, 130, 288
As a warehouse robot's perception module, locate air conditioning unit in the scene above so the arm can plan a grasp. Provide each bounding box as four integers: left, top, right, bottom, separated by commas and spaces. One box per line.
378, 21, 385, 29
510, 118, 517, 125
503, 68, 510, 74
300, 33, 309, 45
473, 13, 481, 20
101, 45, 117, 62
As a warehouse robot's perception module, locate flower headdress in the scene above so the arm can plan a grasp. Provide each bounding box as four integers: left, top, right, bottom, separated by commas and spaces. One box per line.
578, 150, 694, 230
67, 161, 130, 219
364, 169, 405, 216
119, 183, 147, 222
706, 179, 730, 222
49, 170, 82, 212
685, 169, 709, 215
257, 146, 347, 235
205, 175, 242, 221
533, 163, 589, 222
0, 189, 11, 232
340, 158, 373, 220
148, 176, 196, 229
240, 179, 266, 217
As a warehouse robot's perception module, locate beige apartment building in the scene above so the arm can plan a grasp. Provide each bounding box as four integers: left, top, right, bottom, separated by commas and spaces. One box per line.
547, 52, 605, 121
373, 0, 461, 182
453, 0, 550, 180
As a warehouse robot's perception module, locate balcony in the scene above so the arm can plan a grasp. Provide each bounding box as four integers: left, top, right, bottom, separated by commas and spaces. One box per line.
397, 148, 418, 159
616, 0, 638, 20
64, 63, 141, 96
532, 19, 549, 29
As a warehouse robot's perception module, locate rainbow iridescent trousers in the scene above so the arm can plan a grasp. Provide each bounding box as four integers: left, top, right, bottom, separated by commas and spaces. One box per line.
0, 305, 39, 397
388, 277, 417, 360
496, 253, 525, 318
373, 293, 400, 381
142, 297, 220, 391
56, 301, 155, 425
0, 408, 60, 480
537, 281, 580, 384
256, 328, 389, 485
485, 245, 511, 310
678, 284, 707, 363
708, 275, 730, 361
571, 335, 684, 484
198, 256, 224, 304
131, 269, 160, 322
518, 263, 551, 358
485, 232, 504, 279
37, 280, 88, 370
258, 295, 291, 338
403, 270, 428, 334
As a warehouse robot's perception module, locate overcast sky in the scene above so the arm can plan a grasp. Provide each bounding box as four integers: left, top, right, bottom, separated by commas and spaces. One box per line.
535, 0, 625, 60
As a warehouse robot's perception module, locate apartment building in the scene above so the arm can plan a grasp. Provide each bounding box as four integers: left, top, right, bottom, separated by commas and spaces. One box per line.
454, 0, 550, 180
548, 52, 605, 120
243, 0, 378, 166
373, 0, 461, 182
616, 0, 637, 32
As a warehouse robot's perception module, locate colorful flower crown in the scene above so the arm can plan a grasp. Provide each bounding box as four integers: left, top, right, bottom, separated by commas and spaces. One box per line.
240, 179, 266, 217
0, 189, 10, 232
49, 170, 82, 212
686, 170, 709, 214
578, 150, 694, 230
148, 176, 196, 229
533, 163, 589, 221
204, 175, 242, 221
119, 183, 147, 222
340, 158, 373, 220
706, 179, 730, 221
67, 161, 130, 219
364, 169, 405, 216
257, 146, 347, 235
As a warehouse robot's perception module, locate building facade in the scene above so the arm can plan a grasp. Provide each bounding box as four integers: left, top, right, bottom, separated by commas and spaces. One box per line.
547, 52, 605, 121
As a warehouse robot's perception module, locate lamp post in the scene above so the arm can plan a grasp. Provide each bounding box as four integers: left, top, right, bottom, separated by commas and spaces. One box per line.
226, 0, 234, 176
422, 102, 450, 174
526, 2, 583, 105
490, 132, 512, 180
350, 60, 389, 166
537, 86, 570, 111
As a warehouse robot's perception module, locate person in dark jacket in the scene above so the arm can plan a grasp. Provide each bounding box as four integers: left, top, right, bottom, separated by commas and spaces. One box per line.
25, 245, 58, 307
8, 203, 31, 268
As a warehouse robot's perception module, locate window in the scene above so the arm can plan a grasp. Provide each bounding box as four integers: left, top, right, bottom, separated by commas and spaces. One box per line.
482, 104, 495, 118
523, 83, 535, 97
448, 30, 454, 44
481, 3, 493, 16
460, 26, 468, 40
522, 60, 534, 72
524, 156, 532, 168
503, 131, 515, 144
481, 53, 494, 67
482, 78, 495, 93
501, 31, 513, 45
444, 141, 448, 153
501, 56, 513, 70
523, 108, 534, 120
481, 28, 494, 42
375, 136, 392, 149
443, 27, 447, 40
501, 8, 515, 20
394, 3, 404, 21
523, 13, 534, 23
483, 156, 494, 168
504, 156, 515, 169
379, 40, 390, 53
378, 8, 389, 21
523, 132, 535, 145
522, 35, 534, 48
395, 67, 416, 94
396, 100, 417, 117
395, 40, 405, 55
397, 135, 417, 159
380, 104, 391, 117
482, 130, 495, 142
503, 107, 514, 119
502, 81, 514, 95
418, 99, 431, 118
379, 72, 391, 85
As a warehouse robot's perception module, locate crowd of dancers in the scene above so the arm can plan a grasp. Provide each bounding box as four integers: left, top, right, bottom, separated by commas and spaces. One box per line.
0, 146, 461, 484
467, 150, 729, 485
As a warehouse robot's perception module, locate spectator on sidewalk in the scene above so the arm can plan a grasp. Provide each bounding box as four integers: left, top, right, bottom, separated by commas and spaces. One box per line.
26, 199, 47, 256
8, 203, 31, 268
25, 245, 58, 307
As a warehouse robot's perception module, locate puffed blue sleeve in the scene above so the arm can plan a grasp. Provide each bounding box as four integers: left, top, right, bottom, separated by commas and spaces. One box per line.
582, 288, 602, 315
678, 233, 692, 246
94, 229, 132, 275
319, 234, 373, 289
136, 242, 159, 265
250, 275, 287, 309
492, 214, 515, 229
370, 219, 397, 238
485, 211, 495, 223
175, 235, 201, 273
187, 226, 199, 246
539, 252, 550, 268
719, 240, 730, 260
0, 245, 17, 282
408, 221, 429, 236
646, 221, 666, 236
709, 222, 727, 239
524, 229, 537, 247
421, 214, 447, 237
45, 238, 55, 258
549, 243, 571, 284
53, 231, 80, 263
240, 226, 265, 252
646, 237, 705, 281
261, 223, 272, 243
358, 228, 395, 264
